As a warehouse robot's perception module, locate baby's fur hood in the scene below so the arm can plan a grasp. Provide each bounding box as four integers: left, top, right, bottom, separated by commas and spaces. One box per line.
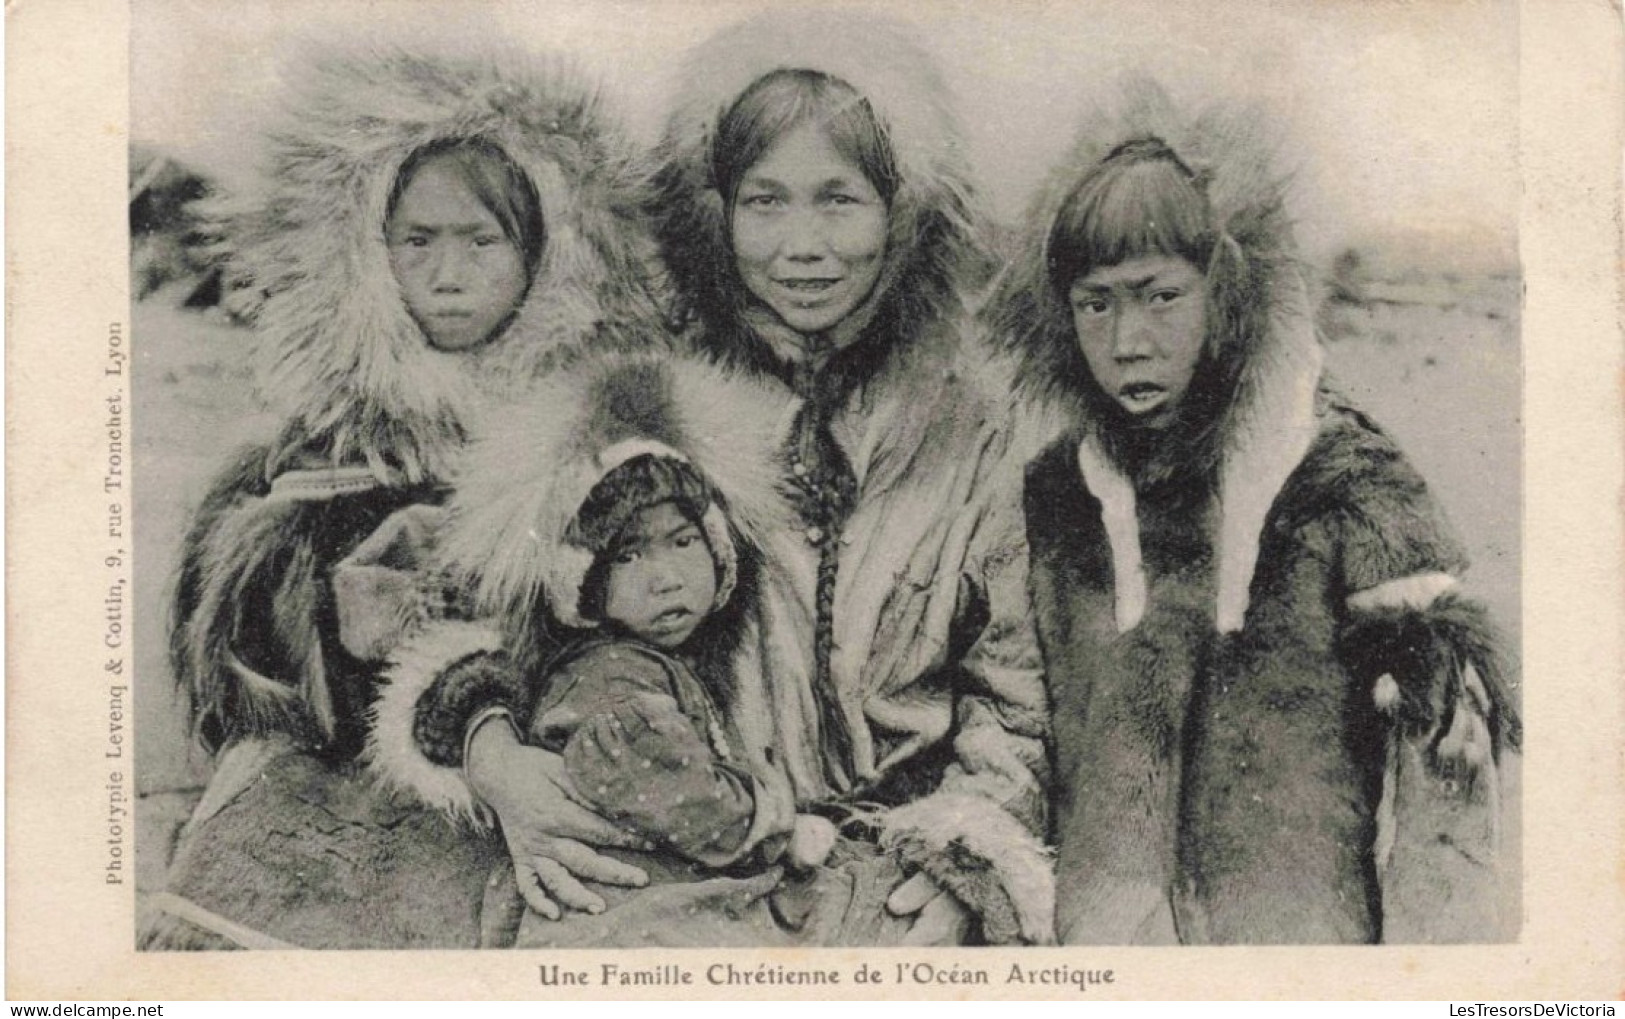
211, 39, 664, 485
438, 353, 799, 639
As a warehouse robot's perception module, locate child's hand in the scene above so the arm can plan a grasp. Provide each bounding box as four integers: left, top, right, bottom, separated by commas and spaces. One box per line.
466, 717, 651, 920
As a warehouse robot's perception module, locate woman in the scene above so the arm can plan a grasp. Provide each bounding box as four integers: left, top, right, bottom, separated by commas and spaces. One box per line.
990, 81, 1520, 943
144, 41, 664, 949
377, 13, 1054, 946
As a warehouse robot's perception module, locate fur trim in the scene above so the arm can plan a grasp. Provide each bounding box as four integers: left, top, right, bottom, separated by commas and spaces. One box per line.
881, 792, 1056, 945
1077, 438, 1146, 632
178, 459, 334, 750
651, 11, 991, 379
1349, 572, 1460, 613
439, 354, 799, 635
365, 620, 507, 822
1212, 316, 1323, 632
206, 38, 663, 484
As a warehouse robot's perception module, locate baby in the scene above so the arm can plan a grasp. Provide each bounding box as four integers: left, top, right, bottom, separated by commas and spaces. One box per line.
499, 451, 835, 874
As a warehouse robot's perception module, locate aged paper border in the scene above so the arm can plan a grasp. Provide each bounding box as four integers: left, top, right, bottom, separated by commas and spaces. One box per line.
7, 0, 1622, 1000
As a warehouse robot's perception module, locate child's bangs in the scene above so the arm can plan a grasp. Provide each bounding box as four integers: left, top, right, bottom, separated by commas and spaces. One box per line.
571, 454, 715, 557
390, 139, 546, 271
1047, 149, 1214, 295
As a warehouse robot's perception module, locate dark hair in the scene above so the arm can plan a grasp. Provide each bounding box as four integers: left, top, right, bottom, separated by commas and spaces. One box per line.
1045, 137, 1215, 299
387, 137, 547, 279
711, 68, 899, 207
570, 454, 718, 622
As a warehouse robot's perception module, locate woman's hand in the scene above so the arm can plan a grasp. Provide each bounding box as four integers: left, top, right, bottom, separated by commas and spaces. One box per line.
465, 716, 650, 919
885, 872, 970, 946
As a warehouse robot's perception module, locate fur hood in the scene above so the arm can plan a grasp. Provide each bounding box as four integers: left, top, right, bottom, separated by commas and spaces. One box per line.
649, 11, 990, 383
437, 354, 800, 638
213, 40, 664, 485
989, 79, 1324, 634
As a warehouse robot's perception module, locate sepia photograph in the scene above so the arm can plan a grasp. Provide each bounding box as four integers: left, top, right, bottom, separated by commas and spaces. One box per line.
7, 0, 1623, 1000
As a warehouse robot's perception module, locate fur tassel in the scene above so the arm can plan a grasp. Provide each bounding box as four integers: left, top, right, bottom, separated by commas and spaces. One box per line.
992, 76, 1324, 637
881, 793, 1055, 945
366, 621, 507, 822
181, 479, 330, 750
1339, 591, 1521, 751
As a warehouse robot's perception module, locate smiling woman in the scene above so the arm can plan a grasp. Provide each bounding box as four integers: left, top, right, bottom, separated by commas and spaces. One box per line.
721, 72, 892, 340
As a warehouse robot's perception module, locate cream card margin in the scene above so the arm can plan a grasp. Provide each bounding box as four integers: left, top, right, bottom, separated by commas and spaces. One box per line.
6, 0, 1623, 1001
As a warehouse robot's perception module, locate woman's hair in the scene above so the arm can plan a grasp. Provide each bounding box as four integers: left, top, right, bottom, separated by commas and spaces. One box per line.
571, 454, 718, 622
387, 137, 547, 279
1045, 137, 1215, 299
710, 69, 899, 207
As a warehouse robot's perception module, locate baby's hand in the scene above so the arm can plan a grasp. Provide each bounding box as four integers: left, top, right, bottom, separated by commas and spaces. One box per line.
788, 814, 837, 870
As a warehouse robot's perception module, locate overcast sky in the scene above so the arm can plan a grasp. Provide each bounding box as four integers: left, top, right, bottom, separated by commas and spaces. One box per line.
132, 0, 1519, 265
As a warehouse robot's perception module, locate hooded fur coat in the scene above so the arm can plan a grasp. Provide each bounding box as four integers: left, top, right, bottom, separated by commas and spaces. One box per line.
147, 41, 665, 950
649, 13, 1054, 944
170, 40, 663, 759
991, 83, 1520, 944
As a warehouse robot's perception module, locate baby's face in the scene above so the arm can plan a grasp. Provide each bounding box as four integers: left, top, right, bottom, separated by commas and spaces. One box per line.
601, 502, 719, 649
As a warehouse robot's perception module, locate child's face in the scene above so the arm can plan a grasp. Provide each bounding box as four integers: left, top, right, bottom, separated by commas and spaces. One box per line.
601, 501, 719, 649
386, 155, 530, 353
1069, 254, 1208, 430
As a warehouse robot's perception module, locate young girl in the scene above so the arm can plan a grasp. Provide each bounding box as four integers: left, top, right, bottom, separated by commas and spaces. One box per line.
148, 42, 663, 950
372, 354, 873, 948
991, 82, 1519, 944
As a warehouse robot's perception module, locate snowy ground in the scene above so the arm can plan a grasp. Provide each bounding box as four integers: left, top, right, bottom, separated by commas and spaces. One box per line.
131, 264, 1523, 917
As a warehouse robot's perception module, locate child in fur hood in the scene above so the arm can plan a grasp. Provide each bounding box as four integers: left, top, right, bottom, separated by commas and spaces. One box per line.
438, 452, 835, 881
992, 81, 1520, 944
375, 355, 916, 948
146, 41, 665, 950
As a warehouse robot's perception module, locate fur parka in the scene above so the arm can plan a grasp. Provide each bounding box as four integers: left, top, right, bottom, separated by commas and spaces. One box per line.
991, 81, 1520, 944
170, 40, 666, 758
647, 13, 1055, 945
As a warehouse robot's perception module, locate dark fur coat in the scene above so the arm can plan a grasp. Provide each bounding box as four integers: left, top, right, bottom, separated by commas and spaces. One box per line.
994, 81, 1519, 944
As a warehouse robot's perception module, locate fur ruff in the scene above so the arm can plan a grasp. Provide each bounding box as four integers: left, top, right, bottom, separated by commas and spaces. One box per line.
366, 620, 507, 823
207, 38, 664, 485
881, 792, 1056, 945
990, 76, 1323, 634
439, 354, 800, 636
651, 10, 990, 384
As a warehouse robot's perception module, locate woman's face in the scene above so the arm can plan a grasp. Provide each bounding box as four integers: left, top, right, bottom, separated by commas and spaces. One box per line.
731, 123, 888, 337
387, 155, 530, 353
1069, 254, 1209, 430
